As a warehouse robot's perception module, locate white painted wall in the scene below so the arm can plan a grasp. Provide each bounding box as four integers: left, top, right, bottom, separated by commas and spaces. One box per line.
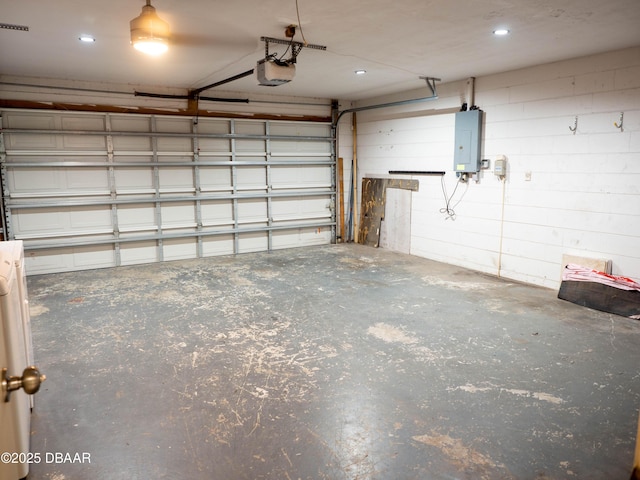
338, 47, 640, 289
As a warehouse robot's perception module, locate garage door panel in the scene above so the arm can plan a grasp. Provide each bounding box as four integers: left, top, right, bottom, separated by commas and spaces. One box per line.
8, 168, 65, 196
6, 114, 57, 149
156, 117, 192, 133
60, 115, 105, 132
201, 201, 233, 225
8, 166, 109, 195
2, 111, 334, 274
159, 167, 195, 191
237, 199, 267, 223
271, 197, 330, 220
202, 236, 234, 256
114, 154, 153, 164
60, 134, 106, 150
159, 154, 192, 163
271, 140, 331, 155
162, 203, 196, 227
67, 245, 114, 268
115, 168, 154, 192
119, 240, 157, 266
110, 115, 151, 132
272, 227, 331, 249
200, 167, 232, 191
25, 245, 114, 274
112, 135, 152, 151
6, 113, 56, 130
236, 167, 266, 189
199, 155, 232, 164
66, 167, 109, 191
13, 209, 65, 235
25, 249, 69, 275
117, 205, 156, 230
199, 138, 231, 151
236, 139, 265, 153
6, 133, 58, 150
238, 232, 268, 253
271, 165, 331, 187
164, 237, 198, 261
13, 205, 112, 238
59, 116, 107, 149
270, 123, 329, 137
197, 119, 230, 134
68, 206, 113, 230
235, 122, 265, 135
157, 137, 192, 153
270, 155, 331, 164
236, 155, 264, 163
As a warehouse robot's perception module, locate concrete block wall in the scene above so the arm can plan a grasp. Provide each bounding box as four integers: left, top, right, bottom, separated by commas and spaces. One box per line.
341, 47, 640, 289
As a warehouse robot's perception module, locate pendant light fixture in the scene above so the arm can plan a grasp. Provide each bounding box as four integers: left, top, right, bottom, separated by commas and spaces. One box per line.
130, 0, 170, 56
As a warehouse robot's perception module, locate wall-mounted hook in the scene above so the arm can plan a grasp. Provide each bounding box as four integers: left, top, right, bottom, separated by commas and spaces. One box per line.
569, 116, 578, 134
614, 112, 624, 132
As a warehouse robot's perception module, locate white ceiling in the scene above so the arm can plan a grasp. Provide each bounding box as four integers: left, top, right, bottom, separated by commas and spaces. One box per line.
1, 0, 640, 101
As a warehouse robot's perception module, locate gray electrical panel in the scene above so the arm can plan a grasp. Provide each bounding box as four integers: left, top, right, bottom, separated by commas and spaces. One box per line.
454, 109, 483, 174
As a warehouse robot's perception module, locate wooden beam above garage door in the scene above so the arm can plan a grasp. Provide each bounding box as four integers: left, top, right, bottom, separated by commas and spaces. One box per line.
0, 99, 332, 124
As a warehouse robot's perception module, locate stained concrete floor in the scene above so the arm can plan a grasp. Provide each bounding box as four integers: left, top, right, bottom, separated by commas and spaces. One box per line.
25, 244, 640, 479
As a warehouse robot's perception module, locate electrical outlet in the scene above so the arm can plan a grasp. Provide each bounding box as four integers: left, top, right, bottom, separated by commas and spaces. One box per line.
525, 171, 532, 181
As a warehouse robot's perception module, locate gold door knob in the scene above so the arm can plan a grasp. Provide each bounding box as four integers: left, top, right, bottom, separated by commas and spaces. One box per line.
2, 366, 46, 402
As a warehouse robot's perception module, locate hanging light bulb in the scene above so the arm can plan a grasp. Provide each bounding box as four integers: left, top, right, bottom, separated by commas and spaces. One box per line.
130, 0, 170, 56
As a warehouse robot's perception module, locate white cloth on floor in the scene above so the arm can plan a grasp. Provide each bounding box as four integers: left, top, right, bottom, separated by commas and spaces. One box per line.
562, 264, 640, 292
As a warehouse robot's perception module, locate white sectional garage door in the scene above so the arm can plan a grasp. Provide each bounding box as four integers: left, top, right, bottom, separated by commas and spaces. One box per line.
0, 110, 335, 274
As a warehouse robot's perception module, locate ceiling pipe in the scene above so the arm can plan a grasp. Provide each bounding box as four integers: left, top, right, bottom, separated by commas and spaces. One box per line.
333, 76, 441, 127
466, 77, 476, 108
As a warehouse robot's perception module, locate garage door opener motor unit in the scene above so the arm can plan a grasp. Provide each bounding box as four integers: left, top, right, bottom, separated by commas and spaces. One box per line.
256, 34, 326, 87
256, 58, 296, 86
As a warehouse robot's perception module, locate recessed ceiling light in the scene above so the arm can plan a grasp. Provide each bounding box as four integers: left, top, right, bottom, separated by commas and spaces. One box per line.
79, 35, 96, 43
355, 70, 367, 75
493, 28, 510, 36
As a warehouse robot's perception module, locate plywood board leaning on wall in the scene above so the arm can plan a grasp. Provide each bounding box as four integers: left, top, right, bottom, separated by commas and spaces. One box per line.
358, 177, 418, 247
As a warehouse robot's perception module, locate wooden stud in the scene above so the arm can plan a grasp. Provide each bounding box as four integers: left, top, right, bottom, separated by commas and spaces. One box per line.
337, 157, 345, 242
